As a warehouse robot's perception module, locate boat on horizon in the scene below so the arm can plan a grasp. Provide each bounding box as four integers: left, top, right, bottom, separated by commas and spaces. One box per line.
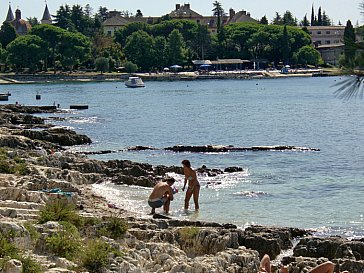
125, 77, 145, 88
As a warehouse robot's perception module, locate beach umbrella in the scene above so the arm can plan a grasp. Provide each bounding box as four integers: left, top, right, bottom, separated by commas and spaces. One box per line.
163, 67, 170, 72
200, 64, 212, 70
170, 64, 182, 71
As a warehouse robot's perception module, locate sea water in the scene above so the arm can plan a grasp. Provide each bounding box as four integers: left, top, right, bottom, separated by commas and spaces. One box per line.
2, 76, 364, 238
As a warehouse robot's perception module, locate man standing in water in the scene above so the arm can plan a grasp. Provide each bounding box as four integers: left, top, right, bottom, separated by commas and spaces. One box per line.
148, 177, 175, 214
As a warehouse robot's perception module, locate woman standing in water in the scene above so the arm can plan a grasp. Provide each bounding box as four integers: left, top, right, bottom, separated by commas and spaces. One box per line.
182, 160, 200, 210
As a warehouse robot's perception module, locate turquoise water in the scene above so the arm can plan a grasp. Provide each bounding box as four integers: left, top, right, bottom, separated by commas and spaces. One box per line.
2, 77, 364, 237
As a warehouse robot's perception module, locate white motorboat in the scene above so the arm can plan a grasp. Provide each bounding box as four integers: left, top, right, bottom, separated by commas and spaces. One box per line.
125, 77, 145, 88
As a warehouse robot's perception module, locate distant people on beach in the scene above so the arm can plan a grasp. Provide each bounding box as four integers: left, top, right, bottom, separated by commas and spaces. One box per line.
182, 159, 200, 210
148, 177, 175, 214
259, 254, 350, 273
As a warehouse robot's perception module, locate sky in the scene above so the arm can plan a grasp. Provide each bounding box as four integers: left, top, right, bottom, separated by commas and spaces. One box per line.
1, 0, 362, 26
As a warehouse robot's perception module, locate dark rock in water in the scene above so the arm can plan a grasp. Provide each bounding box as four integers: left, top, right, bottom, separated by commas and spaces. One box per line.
294, 236, 364, 260
78, 150, 116, 155
239, 225, 310, 260
13, 127, 92, 146
111, 174, 155, 187
165, 145, 229, 153
127, 146, 156, 151
0, 112, 44, 126
224, 166, 243, 173
0, 104, 57, 114
153, 165, 183, 176
165, 144, 320, 153
122, 165, 150, 177
153, 213, 172, 220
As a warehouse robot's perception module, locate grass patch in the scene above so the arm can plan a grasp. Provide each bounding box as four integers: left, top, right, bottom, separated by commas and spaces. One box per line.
0, 149, 30, 175
0, 230, 19, 259
45, 222, 82, 261
38, 199, 82, 226
96, 217, 128, 240
23, 221, 40, 242
81, 239, 121, 273
179, 226, 200, 241
20, 256, 42, 273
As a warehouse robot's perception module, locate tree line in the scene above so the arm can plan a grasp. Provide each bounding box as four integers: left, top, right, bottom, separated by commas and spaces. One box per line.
0, 2, 339, 73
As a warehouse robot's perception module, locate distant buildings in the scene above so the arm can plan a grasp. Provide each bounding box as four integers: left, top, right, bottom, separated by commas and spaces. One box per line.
307, 26, 345, 65
4, 4, 52, 36
103, 3, 257, 36
307, 26, 345, 46
5, 6, 32, 35
0, 3, 352, 66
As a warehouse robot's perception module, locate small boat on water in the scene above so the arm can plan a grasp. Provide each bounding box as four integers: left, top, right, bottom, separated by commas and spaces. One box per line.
125, 77, 145, 88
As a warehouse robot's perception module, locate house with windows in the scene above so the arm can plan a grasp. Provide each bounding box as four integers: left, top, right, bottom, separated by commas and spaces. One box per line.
306, 26, 345, 65
307, 26, 345, 46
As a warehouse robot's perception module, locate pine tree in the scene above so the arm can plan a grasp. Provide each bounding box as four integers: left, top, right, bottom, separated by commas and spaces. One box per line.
310, 5, 315, 26
282, 25, 290, 65
301, 14, 309, 27
317, 7, 322, 26
273, 12, 282, 25
212, 1, 224, 31
260, 15, 268, 25
344, 20, 356, 64
322, 12, 331, 26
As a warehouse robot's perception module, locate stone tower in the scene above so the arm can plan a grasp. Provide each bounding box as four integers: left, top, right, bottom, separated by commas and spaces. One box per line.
5, 4, 15, 22
41, 4, 52, 24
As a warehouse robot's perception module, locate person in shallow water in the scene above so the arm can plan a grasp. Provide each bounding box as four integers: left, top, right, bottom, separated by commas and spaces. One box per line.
259, 254, 350, 273
182, 159, 200, 210
148, 177, 175, 214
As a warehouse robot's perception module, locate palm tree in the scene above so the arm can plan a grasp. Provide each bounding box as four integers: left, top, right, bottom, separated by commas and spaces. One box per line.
212, 1, 224, 30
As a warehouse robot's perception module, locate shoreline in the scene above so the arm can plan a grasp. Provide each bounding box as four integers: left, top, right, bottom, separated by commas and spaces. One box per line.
0, 69, 339, 85
0, 105, 363, 272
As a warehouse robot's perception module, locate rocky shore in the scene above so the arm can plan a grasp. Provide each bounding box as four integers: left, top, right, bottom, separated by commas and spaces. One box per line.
0, 104, 363, 273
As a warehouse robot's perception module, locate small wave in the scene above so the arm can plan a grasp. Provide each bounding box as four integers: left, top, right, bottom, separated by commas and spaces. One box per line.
311, 225, 364, 239
52, 125, 74, 130
67, 116, 101, 124
233, 191, 269, 198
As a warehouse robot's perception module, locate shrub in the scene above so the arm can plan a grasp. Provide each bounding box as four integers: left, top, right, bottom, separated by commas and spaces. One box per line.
123, 61, 138, 73
0, 230, 19, 259
0, 159, 11, 173
78, 217, 101, 237
21, 256, 42, 273
23, 221, 40, 242
38, 199, 82, 226
13, 162, 29, 175
95, 57, 109, 74
45, 222, 82, 260
96, 217, 128, 240
179, 226, 200, 241
81, 239, 120, 273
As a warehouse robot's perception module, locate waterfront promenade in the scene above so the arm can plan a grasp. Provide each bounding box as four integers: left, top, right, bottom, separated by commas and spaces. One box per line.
0, 68, 335, 84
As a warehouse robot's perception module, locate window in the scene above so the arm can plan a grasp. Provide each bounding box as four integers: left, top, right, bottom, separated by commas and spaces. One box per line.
326, 40, 331, 44
326, 31, 330, 34
317, 31, 321, 34
107, 31, 112, 36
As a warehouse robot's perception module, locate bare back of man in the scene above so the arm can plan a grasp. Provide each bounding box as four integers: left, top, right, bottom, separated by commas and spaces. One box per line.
148, 180, 174, 214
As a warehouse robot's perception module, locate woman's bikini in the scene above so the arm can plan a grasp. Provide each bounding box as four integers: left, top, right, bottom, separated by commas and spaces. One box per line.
187, 174, 200, 192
